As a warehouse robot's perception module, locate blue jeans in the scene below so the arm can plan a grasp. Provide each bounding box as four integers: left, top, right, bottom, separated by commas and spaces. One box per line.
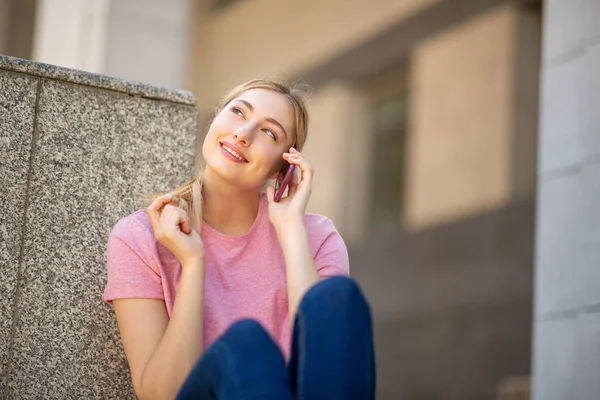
176, 276, 375, 399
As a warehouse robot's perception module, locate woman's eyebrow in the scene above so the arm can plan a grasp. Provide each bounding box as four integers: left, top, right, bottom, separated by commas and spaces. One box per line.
235, 99, 254, 111
266, 118, 288, 138
234, 99, 288, 138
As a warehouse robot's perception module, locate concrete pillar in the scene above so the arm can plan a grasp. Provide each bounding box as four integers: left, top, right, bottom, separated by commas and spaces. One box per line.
32, 0, 110, 73
104, 0, 192, 89
31, 0, 191, 89
0, 55, 197, 399
532, 0, 600, 399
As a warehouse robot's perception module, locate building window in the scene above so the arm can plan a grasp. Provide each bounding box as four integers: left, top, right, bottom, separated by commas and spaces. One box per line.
369, 93, 409, 232
213, 0, 242, 11
362, 65, 409, 233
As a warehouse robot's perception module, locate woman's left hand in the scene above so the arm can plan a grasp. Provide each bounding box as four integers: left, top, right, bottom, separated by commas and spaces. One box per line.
266, 147, 313, 231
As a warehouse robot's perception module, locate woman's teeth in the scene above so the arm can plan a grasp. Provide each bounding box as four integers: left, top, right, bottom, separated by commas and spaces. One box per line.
222, 144, 245, 161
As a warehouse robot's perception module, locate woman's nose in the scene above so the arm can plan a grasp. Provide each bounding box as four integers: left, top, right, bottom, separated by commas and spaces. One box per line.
234, 124, 254, 145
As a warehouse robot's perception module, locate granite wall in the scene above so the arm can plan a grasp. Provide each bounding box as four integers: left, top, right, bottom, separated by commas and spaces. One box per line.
0, 55, 197, 399
532, 0, 600, 399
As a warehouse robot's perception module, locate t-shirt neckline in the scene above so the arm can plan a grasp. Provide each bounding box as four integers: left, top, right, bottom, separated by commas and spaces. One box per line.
201, 194, 266, 242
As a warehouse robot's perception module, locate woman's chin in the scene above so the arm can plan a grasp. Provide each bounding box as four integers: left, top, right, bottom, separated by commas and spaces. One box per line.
204, 165, 261, 190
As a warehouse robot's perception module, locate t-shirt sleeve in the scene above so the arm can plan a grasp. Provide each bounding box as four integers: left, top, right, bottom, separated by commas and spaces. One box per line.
314, 217, 350, 277
102, 215, 164, 304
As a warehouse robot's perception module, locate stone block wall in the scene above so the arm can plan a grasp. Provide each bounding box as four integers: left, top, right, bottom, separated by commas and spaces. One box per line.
0, 55, 197, 399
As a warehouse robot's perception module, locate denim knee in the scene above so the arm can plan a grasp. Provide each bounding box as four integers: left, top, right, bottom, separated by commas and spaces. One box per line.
219, 319, 283, 360
301, 276, 370, 316
223, 319, 271, 345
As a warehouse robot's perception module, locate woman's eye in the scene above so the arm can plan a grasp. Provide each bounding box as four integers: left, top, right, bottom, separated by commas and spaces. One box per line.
231, 107, 244, 117
263, 129, 277, 141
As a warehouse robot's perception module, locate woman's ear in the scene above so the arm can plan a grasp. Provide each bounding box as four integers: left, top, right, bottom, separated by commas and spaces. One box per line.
270, 160, 289, 182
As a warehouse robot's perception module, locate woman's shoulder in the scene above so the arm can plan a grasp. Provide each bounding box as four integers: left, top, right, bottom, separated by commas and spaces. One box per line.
110, 209, 153, 242
303, 213, 341, 239
303, 212, 333, 226
303, 213, 349, 268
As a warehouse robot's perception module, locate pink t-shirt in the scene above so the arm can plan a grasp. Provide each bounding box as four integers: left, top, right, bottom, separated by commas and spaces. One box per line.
102, 194, 349, 358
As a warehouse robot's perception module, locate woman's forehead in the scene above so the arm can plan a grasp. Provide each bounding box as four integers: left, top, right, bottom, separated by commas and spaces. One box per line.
234, 89, 295, 127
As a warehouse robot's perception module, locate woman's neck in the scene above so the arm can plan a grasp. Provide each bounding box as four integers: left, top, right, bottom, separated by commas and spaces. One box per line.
201, 170, 261, 236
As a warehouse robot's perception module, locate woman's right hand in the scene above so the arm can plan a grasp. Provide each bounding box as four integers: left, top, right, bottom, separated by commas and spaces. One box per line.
146, 194, 205, 268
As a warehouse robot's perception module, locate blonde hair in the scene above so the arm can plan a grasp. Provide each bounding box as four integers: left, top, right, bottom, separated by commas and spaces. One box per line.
151, 78, 310, 232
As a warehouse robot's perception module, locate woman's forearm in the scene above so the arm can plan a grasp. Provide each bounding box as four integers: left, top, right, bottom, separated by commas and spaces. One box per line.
277, 220, 320, 319
139, 262, 206, 400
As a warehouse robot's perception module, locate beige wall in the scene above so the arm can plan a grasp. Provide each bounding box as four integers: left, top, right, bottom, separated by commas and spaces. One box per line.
512, 7, 541, 201
189, 0, 441, 112
302, 84, 349, 223
310, 3, 539, 235
188, 0, 441, 236
189, 0, 540, 237
303, 83, 372, 242
405, 3, 523, 230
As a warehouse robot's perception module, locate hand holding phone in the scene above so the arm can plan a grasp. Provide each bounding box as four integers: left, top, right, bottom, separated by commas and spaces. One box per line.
274, 164, 296, 202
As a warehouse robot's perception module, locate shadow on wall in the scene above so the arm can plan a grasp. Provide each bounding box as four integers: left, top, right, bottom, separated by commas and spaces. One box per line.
349, 197, 535, 400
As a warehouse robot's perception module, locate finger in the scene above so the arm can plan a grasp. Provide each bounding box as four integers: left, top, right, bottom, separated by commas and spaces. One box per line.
164, 205, 192, 235
147, 194, 173, 230
154, 203, 173, 238
287, 169, 300, 198
283, 154, 313, 183
284, 157, 313, 200
266, 184, 275, 203
159, 205, 184, 236
177, 208, 192, 234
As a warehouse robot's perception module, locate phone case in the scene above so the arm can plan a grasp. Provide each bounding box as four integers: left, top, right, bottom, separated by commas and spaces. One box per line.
274, 164, 296, 202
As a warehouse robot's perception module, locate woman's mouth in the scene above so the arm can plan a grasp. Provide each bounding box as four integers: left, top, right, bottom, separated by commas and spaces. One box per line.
220, 142, 249, 163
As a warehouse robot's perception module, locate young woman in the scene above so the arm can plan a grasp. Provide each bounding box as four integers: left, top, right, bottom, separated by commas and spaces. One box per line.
103, 79, 375, 399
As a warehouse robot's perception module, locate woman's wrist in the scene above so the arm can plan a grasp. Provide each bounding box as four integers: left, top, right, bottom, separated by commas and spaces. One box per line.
181, 256, 206, 273
275, 219, 306, 247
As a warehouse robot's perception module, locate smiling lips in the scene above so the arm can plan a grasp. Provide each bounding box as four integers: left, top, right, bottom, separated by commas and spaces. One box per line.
220, 142, 249, 163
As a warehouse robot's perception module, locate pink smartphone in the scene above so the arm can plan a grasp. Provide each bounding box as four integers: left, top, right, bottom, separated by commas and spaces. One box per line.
274, 164, 296, 202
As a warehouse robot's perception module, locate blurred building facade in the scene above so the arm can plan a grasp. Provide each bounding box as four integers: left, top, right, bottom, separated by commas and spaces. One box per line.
0, 0, 549, 399
188, 1, 541, 399
189, 0, 541, 238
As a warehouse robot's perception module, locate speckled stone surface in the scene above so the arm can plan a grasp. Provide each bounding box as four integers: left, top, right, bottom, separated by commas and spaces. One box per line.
0, 70, 38, 397
0, 55, 196, 106
3, 75, 197, 398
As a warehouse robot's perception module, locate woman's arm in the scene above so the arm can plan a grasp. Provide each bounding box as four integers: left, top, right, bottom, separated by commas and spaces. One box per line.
113, 261, 205, 400
268, 148, 323, 319
112, 195, 206, 400
275, 220, 320, 319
